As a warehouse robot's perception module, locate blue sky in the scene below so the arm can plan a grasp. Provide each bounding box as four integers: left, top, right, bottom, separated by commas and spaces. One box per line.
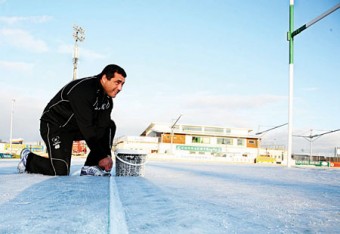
0, 0, 339, 154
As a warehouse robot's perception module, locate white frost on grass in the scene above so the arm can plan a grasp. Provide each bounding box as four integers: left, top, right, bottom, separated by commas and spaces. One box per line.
0, 158, 339, 233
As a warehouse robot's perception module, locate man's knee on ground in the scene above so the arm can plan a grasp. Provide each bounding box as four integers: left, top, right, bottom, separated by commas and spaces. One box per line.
52, 160, 70, 176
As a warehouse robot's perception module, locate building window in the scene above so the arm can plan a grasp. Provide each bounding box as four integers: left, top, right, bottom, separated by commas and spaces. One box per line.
192, 136, 210, 144
247, 139, 258, 148
217, 138, 233, 145
192, 136, 200, 143
204, 127, 224, 134
183, 126, 202, 132
237, 138, 245, 146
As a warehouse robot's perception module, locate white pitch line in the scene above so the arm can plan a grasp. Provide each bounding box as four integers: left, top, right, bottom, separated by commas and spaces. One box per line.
109, 176, 129, 234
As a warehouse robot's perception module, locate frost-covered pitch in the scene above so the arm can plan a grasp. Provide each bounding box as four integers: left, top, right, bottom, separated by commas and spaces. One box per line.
0, 158, 339, 233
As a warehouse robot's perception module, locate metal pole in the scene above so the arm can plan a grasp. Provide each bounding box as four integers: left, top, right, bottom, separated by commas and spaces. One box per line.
291, 3, 340, 38
73, 42, 79, 80
287, 0, 294, 167
287, 2, 339, 168
170, 114, 182, 154
9, 99, 15, 154
72, 25, 85, 80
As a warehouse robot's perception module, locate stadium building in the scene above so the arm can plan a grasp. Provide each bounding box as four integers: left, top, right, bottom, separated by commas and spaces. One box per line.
113, 122, 285, 162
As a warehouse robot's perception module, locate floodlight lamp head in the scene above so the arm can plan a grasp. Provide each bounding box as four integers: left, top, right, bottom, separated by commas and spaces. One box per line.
73, 25, 85, 42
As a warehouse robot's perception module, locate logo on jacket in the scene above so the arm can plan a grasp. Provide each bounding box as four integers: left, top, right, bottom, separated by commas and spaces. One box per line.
94, 100, 110, 110
51, 136, 61, 149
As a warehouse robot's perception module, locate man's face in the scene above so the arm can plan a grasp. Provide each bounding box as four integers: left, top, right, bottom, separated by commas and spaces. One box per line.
101, 72, 125, 98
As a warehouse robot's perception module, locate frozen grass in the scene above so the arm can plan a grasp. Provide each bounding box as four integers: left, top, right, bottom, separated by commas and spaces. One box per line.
0, 158, 339, 233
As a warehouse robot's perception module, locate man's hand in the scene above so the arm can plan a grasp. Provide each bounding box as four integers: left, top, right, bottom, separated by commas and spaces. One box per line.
98, 156, 113, 172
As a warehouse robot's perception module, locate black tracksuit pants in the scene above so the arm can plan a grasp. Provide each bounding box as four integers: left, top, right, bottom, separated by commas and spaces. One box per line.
25, 121, 116, 176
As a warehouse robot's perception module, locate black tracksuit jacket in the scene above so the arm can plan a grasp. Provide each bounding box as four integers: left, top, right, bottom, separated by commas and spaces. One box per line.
40, 76, 114, 160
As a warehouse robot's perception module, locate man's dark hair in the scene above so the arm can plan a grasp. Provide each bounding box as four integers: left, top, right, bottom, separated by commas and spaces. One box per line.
98, 64, 127, 80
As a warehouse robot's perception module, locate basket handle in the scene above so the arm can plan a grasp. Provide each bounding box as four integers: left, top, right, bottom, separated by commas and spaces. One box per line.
115, 154, 147, 166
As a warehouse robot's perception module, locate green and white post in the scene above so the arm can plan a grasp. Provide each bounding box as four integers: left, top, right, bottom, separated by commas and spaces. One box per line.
287, 0, 294, 167
287, 1, 340, 167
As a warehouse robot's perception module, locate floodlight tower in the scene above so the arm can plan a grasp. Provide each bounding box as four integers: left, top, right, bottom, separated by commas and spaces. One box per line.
287, 1, 340, 167
72, 25, 85, 80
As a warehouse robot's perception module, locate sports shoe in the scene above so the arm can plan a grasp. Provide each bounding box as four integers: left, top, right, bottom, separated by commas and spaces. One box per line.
17, 148, 30, 173
80, 166, 111, 176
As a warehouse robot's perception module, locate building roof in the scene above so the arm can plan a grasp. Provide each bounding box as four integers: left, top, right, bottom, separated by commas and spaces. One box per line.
141, 122, 259, 139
